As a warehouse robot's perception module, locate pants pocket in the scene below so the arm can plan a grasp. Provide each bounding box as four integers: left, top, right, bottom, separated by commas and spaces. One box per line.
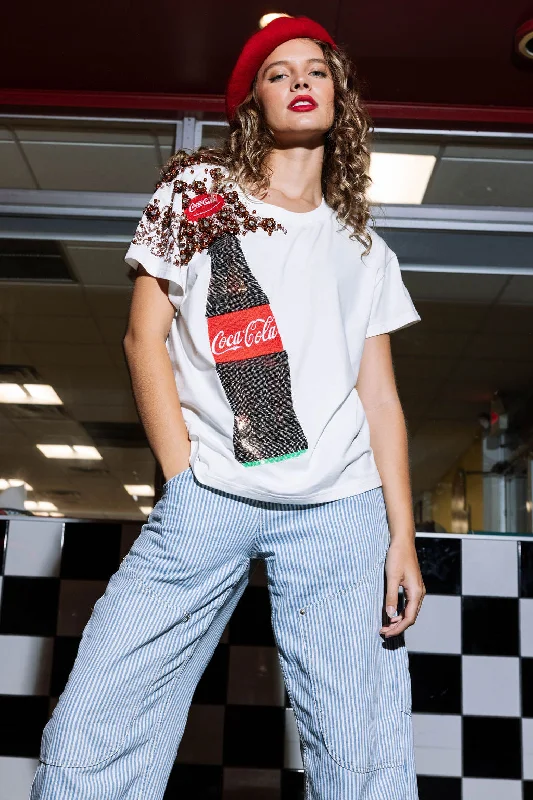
162, 466, 192, 491
39, 569, 191, 768
298, 557, 411, 773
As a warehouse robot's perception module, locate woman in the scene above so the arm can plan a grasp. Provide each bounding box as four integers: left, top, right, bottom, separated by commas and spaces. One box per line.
31, 15, 425, 800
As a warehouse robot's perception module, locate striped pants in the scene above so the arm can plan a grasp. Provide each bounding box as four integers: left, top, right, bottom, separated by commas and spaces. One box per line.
30, 467, 418, 799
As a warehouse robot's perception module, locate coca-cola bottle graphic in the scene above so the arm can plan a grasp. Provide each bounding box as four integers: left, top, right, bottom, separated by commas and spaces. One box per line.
206, 233, 308, 467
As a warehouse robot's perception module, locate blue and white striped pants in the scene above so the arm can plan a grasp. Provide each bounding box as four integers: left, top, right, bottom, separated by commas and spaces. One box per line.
30, 467, 418, 799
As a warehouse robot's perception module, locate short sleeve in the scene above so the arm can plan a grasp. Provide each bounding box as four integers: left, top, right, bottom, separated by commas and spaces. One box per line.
365, 248, 421, 338
124, 180, 186, 300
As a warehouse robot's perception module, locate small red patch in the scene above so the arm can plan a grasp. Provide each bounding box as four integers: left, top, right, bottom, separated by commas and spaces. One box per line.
184, 193, 225, 222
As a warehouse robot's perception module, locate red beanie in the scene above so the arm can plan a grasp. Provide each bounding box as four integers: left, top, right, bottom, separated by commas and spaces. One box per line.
225, 15, 338, 122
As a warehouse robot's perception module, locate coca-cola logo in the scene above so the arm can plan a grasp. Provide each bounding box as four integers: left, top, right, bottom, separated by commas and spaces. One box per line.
184, 193, 225, 222
212, 316, 277, 357
207, 304, 284, 364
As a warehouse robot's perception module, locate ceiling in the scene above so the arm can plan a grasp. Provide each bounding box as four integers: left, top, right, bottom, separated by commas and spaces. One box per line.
3, 121, 533, 209
1, 1, 533, 123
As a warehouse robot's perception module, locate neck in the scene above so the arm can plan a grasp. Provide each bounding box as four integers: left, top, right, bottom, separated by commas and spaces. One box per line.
263, 141, 324, 206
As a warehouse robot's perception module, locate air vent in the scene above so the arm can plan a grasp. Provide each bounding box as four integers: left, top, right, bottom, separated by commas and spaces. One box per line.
39, 489, 81, 499
80, 421, 148, 448
0, 365, 40, 382
67, 465, 110, 476
0, 239, 74, 281
6, 403, 71, 421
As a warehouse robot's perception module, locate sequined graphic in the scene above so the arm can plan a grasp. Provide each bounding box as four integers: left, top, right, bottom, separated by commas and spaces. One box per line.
131, 153, 286, 268
206, 234, 308, 467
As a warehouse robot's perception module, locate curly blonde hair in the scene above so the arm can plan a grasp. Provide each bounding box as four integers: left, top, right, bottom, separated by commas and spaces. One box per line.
163, 39, 375, 255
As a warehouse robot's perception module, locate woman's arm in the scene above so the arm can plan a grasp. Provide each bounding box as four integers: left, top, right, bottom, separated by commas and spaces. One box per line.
123, 267, 191, 482
356, 332, 426, 637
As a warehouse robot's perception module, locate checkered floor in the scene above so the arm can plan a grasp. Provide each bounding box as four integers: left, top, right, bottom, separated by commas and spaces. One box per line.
0, 515, 532, 799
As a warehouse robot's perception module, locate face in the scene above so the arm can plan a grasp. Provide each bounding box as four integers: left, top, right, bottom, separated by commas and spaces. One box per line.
255, 38, 335, 143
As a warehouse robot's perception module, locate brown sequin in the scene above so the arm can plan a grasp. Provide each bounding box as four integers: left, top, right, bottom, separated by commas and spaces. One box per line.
133, 153, 287, 269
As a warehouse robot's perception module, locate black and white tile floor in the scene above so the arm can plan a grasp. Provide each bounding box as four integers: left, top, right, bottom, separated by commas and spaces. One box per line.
0, 517, 532, 799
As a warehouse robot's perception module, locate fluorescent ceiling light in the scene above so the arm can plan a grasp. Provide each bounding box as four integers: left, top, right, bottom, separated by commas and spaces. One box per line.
124, 484, 155, 498
0, 478, 32, 491
259, 13, 291, 28
0, 384, 27, 403
367, 153, 436, 205
72, 445, 102, 459
24, 384, 63, 404
0, 383, 62, 404
25, 500, 58, 511
37, 444, 102, 460
32, 511, 64, 517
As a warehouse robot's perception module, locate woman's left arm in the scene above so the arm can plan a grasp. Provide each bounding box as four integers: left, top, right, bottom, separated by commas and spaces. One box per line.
356, 332, 426, 638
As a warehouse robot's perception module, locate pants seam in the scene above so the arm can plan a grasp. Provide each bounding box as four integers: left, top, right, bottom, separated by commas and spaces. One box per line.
300, 550, 387, 614
120, 563, 190, 618
297, 555, 404, 774
137, 563, 250, 799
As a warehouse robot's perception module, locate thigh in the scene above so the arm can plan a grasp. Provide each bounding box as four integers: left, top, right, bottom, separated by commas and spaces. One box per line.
122, 466, 260, 613
266, 488, 412, 775
40, 471, 258, 770
266, 486, 391, 607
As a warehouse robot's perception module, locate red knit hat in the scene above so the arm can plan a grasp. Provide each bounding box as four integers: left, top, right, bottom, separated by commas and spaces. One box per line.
225, 15, 338, 122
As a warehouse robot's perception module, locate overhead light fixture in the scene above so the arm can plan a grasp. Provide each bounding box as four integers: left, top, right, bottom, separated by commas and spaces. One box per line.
259, 12, 291, 28
0, 478, 32, 491
124, 484, 155, 498
25, 500, 58, 512
367, 153, 436, 205
32, 511, 64, 517
140, 506, 154, 516
0, 383, 63, 404
72, 445, 102, 459
515, 19, 533, 60
37, 444, 102, 460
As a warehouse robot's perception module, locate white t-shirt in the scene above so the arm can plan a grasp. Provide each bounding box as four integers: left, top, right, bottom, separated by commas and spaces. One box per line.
124, 158, 421, 504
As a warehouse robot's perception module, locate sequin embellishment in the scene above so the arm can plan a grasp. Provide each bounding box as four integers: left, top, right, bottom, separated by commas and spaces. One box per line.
131, 153, 287, 268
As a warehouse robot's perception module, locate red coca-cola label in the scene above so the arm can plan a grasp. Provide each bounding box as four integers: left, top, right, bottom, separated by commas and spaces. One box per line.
184, 193, 225, 222
207, 304, 284, 364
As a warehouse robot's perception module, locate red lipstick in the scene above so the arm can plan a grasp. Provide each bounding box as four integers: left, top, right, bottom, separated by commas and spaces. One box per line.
288, 95, 318, 112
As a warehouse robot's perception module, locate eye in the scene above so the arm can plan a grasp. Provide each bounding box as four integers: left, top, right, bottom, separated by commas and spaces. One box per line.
268, 73, 287, 82
311, 70, 328, 78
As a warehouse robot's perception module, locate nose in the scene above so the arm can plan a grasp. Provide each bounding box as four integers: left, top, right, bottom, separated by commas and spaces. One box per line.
292, 78, 310, 91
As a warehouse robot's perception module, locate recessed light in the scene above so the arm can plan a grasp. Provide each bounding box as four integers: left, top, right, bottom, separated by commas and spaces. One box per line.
0, 383, 62, 404
25, 500, 58, 511
367, 153, 436, 205
72, 445, 102, 460
0, 384, 27, 403
24, 384, 63, 404
124, 484, 155, 498
37, 444, 102, 460
259, 13, 291, 29
0, 478, 32, 491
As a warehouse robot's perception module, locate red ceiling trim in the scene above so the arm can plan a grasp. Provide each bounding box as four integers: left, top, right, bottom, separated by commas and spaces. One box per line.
1, 88, 533, 125
0, 89, 226, 113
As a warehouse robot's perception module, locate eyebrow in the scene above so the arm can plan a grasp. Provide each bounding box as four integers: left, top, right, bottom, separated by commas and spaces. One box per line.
261, 57, 327, 77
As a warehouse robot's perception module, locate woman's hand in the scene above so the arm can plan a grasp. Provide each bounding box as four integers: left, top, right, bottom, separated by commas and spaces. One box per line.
379, 538, 426, 638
